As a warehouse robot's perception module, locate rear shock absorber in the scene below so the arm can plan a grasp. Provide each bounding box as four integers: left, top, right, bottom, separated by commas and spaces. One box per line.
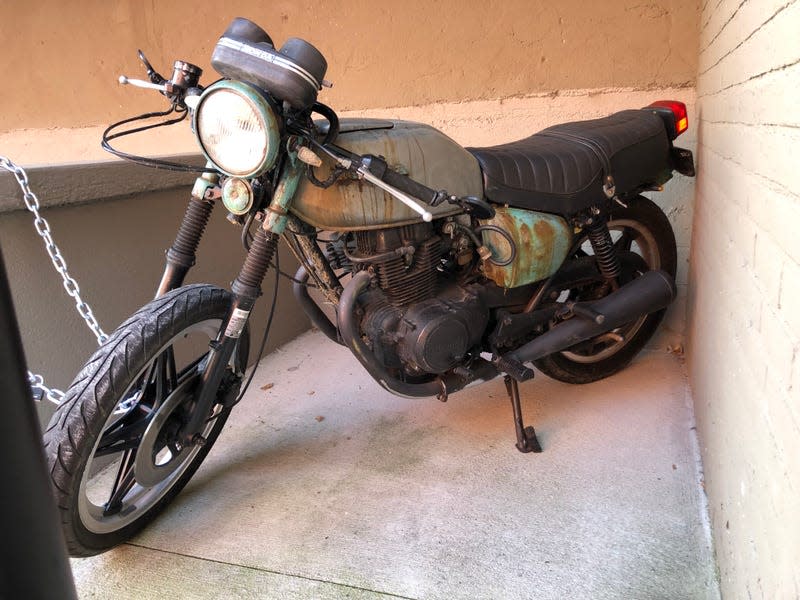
586, 219, 621, 281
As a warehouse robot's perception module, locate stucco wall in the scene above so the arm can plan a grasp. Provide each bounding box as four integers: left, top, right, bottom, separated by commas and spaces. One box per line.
688, 1, 800, 597
0, 0, 697, 131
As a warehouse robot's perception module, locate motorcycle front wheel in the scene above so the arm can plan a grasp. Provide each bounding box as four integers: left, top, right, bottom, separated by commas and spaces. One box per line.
534, 195, 677, 384
44, 284, 249, 556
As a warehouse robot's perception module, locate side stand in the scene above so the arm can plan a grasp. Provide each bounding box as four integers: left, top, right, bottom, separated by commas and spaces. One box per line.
504, 375, 543, 453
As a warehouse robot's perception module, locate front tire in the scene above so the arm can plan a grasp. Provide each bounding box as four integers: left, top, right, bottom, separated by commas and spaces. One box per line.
534, 196, 677, 384
44, 284, 249, 556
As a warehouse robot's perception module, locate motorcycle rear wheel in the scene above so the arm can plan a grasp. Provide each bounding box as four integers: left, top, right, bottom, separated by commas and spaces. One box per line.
534, 195, 677, 384
43, 284, 249, 556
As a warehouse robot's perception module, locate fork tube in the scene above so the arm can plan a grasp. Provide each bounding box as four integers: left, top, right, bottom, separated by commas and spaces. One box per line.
180, 229, 279, 443
155, 169, 219, 298
180, 156, 304, 442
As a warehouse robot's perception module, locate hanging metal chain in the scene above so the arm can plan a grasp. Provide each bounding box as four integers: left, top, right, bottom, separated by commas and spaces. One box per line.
26, 372, 65, 405
1, 156, 109, 404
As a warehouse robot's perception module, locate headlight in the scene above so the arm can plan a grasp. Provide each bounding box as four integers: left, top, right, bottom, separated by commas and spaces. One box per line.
193, 81, 281, 178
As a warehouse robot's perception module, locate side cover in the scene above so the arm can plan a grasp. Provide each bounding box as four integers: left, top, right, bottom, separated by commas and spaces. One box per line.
291, 119, 484, 231
480, 207, 572, 288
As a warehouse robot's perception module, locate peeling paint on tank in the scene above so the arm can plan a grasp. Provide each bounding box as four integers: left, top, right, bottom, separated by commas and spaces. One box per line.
290, 118, 481, 231
533, 219, 556, 263
481, 208, 571, 288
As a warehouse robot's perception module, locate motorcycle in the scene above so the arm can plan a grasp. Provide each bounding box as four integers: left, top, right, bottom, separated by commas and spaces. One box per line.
43, 17, 695, 556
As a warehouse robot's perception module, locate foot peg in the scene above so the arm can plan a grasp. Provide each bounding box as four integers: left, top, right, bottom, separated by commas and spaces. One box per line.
503, 375, 543, 454
493, 355, 534, 382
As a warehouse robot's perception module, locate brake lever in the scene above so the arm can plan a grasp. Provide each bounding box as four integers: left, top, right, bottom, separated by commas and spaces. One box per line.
118, 75, 169, 92
138, 49, 166, 84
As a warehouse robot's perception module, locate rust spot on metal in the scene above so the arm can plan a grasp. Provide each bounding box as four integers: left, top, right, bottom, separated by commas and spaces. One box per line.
481, 208, 570, 288
290, 118, 482, 231
533, 219, 555, 262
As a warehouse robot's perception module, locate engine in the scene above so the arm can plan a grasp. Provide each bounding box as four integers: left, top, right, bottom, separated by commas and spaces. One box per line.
343, 222, 489, 377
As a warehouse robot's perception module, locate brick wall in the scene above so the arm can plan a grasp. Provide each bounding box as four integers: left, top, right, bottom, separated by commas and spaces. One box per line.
688, 1, 800, 597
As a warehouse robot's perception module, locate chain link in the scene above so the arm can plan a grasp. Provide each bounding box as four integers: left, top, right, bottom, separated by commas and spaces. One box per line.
1, 155, 109, 404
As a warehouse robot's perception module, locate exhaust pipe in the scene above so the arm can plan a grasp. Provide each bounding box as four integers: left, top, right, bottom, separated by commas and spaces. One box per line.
292, 265, 342, 345
507, 269, 676, 365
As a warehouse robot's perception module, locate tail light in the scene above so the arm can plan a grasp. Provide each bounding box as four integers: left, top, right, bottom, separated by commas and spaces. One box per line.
647, 100, 688, 140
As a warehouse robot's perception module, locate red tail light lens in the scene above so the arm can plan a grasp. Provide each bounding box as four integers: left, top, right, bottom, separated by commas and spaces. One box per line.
648, 100, 689, 138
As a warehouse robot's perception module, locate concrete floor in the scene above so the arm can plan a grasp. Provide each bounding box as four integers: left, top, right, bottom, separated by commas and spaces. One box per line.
71, 330, 719, 599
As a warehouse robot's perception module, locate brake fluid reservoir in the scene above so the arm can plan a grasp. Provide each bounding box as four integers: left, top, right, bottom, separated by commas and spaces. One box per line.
480, 207, 572, 288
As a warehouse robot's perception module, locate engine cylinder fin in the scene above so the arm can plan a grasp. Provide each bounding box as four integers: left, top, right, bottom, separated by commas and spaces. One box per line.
355, 231, 376, 254
379, 236, 441, 306
354, 224, 442, 307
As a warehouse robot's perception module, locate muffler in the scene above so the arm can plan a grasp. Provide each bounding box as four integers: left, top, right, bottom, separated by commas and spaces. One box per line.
506, 269, 676, 366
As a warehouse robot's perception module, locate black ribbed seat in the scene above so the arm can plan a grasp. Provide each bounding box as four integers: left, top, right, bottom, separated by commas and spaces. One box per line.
467, 110, 670, 215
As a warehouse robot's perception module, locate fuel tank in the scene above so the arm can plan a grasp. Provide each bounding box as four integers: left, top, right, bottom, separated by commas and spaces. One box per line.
290, 119, 483, 231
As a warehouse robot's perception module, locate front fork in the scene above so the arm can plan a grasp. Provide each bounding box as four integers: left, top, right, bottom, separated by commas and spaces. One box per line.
155, 169, 220, 298
154, 156, 306, 444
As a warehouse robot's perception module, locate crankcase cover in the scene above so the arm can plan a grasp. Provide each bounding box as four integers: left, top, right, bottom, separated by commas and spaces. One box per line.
291, 119, 484, 230
397, 290, 488, 374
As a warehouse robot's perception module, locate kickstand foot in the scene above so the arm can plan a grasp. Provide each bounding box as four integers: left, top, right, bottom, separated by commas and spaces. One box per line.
504, 375, 543, 453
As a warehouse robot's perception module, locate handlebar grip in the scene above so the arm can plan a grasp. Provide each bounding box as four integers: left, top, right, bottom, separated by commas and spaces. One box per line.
362, 155, 441, 205
382, 169, 440, 205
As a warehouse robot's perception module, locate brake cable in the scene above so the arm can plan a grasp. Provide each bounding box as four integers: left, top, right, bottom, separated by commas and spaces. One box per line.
101, 105, 219, 173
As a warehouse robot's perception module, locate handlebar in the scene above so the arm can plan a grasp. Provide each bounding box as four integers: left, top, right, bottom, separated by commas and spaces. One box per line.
359, 155, 445, 207
118, 50, 203, 109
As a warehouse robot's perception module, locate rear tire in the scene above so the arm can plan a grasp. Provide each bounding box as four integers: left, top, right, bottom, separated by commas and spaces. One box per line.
44, 284, 249, 556
534, 196, 677, 384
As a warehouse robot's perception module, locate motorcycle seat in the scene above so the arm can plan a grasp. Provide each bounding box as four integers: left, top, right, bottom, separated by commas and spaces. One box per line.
467, 110, 670, 216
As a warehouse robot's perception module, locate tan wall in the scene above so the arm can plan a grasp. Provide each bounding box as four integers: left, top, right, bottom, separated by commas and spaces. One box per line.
0, 0, 697, 131
688, 1, 800, 597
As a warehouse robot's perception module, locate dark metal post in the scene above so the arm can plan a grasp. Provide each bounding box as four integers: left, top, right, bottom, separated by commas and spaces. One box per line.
0, 244, 78, 600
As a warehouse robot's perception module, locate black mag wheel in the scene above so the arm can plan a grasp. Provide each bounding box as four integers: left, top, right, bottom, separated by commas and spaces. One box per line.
534, 195, 677, 384
43, 284, 249, 556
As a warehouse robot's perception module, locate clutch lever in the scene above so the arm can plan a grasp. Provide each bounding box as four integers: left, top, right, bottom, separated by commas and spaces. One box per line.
357, 166, 433, 222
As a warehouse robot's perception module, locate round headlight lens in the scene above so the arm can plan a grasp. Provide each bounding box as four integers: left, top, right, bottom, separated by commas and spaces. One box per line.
195, 83, 280, 177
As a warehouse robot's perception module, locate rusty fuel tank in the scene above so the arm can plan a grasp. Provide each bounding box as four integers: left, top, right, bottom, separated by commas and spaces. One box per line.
480, 207, 573, 288
290, 119, 484, 231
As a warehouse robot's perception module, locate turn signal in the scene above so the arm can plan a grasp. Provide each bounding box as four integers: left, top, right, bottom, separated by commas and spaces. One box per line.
648, 100, 689, 139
